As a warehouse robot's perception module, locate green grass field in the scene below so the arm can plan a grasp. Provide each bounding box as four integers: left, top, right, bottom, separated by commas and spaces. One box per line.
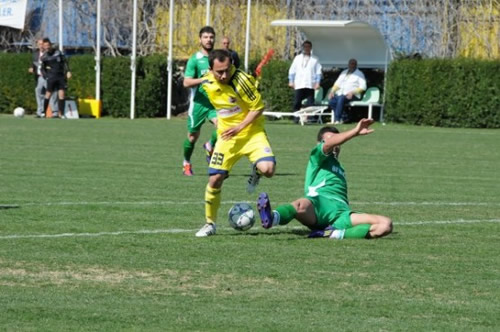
1, 114, 499, 331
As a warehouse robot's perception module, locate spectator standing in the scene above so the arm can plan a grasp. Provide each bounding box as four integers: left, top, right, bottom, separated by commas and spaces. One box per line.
29, 38, 57, 118
288, 40, 322, 113
327, 58, 366, 124
221, 36, 240, 69
40, 38, 71, 119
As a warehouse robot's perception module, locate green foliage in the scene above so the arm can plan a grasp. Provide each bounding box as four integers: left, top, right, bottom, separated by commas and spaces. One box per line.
0, 53, 37, 114
100, 56, 132, 117
66, 54, 95, 101
258, 59, 294, 112
386, 58, 500, 128
0, 53, 181, 118
135, 55, 168, 118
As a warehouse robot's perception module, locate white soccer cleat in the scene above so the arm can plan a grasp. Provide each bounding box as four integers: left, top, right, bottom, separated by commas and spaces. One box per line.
246, 165, 261, 194
195, 223, 216, 237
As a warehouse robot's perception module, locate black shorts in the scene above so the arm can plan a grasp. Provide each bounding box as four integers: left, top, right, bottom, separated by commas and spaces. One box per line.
46, 77, 67, 92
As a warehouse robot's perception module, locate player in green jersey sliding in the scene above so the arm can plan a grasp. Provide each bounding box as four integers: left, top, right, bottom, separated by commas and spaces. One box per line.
182, 26, 219, 176
257, 118, 393, 239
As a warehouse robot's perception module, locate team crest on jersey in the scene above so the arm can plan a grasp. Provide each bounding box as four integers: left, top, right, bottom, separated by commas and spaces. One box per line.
218, 106, 241, 117
264, 147, 272, 153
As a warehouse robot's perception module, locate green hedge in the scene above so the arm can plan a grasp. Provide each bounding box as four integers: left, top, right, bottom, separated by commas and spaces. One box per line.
385, 58, 500, 128
258, 60, 293, 113
3, 53, 498, 127
0, 53, 35, 114
0, 53, 181, 118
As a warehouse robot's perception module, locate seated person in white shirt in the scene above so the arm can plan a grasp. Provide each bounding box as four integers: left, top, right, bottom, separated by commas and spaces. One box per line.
288, 40, 322, 114
328, 58, 366, 124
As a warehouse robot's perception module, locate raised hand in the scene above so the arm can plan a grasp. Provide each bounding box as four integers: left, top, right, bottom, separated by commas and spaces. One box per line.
355, 118, 375, 136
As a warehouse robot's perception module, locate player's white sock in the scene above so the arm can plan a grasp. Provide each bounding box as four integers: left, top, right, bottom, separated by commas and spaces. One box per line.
272, 211, 280, 226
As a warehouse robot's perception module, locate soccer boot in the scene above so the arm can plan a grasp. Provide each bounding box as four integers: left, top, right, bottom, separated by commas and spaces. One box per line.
246, 165, 261, 193
257, 192, 273, 229
195, 223, 216, 237
183, 162, 193, 176
308, 225, 335, 238
203, 141, 214, 164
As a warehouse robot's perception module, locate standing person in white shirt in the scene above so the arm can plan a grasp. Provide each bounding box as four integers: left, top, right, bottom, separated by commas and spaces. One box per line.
288, 40, 322, 115
328, 58, 366, 124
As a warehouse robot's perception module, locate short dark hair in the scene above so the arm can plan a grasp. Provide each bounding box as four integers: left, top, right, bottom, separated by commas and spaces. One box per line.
42, 38, 51, 44
199, 26, 216, 38
303, 40, 312, 47
317, 126, 339, 142
209, 49, 231, 68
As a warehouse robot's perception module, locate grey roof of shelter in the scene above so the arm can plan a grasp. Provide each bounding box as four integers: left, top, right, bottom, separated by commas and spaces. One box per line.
271, 20, 391, 69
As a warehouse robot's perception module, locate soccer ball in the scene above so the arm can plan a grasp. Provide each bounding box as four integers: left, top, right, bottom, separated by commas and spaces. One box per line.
228, 203, 256, 231
13, 107, 25, 118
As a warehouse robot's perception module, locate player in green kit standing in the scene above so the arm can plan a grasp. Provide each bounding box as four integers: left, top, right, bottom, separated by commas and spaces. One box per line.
257, 118, 393, 239
182, 26, 219, 176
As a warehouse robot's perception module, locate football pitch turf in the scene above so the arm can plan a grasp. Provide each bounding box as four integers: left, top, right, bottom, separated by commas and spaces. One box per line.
1, 114, 499, 331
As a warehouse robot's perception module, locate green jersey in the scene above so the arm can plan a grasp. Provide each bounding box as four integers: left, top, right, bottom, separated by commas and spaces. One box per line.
184, 51, 211, 105
304, 143, 348, 205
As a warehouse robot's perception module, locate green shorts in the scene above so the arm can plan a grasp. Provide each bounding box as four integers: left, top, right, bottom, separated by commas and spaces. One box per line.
306, 195, 354, 230
187, 103, 217, 133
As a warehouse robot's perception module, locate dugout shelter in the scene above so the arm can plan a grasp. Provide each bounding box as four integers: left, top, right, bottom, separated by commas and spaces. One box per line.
267, 20, 391, 124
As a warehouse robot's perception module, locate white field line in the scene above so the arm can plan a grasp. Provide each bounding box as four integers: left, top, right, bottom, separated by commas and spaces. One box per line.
400, 218, 500, 225
1, 200, 499, 207
0, 219, 499, 240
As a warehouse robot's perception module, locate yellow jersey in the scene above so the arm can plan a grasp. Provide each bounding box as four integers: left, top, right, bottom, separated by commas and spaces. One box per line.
199, 67, 265, 138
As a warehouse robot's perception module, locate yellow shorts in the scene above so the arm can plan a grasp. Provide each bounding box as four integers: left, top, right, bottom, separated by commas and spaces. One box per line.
208, 131, 275, 175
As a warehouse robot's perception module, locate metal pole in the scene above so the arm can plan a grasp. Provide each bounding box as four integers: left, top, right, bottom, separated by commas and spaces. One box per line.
244, 0, 251, 72
166, 0, 174, 119
381, 47, 390, 124
206, 0, 210, 25
95, 0, 101, 101
58, 0, 63, 51
130, 0, 138, 119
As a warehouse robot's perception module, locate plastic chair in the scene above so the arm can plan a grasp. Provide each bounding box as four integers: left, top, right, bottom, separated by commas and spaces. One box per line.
348, 87, 384, 122
302, 86, 323, 106
321, 87, 333, 105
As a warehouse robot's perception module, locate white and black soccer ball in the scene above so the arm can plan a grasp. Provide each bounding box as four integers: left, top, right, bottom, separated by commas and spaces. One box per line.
13, 107, 25, 118
228, 203, 256, 231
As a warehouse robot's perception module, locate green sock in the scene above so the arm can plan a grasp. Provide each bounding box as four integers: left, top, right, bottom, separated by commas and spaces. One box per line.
275, 204, 297, 225
343, 224, 371, 239
209, 129, 218, 148
183, 139, 195, 162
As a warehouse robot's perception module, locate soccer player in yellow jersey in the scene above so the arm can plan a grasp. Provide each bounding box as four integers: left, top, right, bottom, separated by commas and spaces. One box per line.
195, 49, 276, 237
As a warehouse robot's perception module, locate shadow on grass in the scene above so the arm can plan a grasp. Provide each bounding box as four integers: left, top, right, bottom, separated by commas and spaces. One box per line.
228, 172, 299, 177
228, 229, 400, 240
228, 228, 311, 238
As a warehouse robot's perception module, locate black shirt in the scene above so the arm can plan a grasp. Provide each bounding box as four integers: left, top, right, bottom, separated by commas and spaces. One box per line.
41, 49, 69, 80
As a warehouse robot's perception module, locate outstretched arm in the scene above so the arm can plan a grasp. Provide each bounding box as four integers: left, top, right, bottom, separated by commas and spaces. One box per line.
322, 118, 374, 154
183, 77, 206, 88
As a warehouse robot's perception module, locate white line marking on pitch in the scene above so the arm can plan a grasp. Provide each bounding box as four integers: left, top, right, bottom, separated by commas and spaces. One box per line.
399, 219, 500, 225
1, 200, 499, 207
0, 229, 195, 239
0, 219, 499, 240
